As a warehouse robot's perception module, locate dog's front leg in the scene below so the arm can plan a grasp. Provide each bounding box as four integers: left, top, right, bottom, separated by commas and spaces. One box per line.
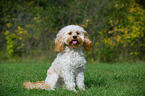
76, 72, 85, 90
62, 70, 76, 91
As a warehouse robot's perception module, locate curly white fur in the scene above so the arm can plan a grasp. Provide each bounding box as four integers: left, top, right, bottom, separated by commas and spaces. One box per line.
23, 25, 92, 91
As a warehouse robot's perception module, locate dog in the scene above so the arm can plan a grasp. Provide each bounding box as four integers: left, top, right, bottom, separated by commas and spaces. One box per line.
23, 25, 92, 91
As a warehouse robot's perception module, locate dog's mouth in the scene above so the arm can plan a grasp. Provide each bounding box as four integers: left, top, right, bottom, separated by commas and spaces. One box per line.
66, 36, 83, 48
71, 40, 78, 45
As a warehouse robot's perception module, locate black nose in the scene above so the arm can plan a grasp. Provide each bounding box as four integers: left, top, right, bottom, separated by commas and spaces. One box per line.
73, 35, 77, 39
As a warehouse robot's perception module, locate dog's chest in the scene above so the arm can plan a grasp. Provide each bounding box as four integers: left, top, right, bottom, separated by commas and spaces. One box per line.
65, 50, 86, 67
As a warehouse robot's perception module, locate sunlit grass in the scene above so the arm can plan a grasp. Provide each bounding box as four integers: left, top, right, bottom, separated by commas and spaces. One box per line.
0, 61, 144, 96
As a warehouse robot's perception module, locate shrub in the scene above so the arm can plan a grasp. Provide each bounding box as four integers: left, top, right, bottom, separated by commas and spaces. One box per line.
1, 0, 145, 62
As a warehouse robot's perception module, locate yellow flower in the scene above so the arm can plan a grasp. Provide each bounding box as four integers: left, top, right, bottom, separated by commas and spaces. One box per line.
34, 17, 37, 20
4, 30, 10, 35
134, 52, 138, 55
86, 19, 91, 22
11, 33, 16, 38
23, 31, 27, 34
130, 52, 133, 55
17, 26, 24, 31
17, 26, 21, 30
19, 31, 23, 34
6, 23, 13, 28
108, 30, 113, 34
95, 42, 98, 46
114, 27, 118, 32
116, 36, 121, 42
141, 32, 144, 37
125, 30, 128, 34
123, 44, 126, 47
81, 25, 86, 28
19, 37, 22, 40
109, 20, 113, 24
129, 8, 134, 12
114, 4, 118, 8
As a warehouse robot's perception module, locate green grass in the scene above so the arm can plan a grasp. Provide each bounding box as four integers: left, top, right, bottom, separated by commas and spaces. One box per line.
0, 61, 145, 96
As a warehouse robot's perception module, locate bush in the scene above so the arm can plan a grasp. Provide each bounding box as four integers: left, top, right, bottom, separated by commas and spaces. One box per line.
91, 0, 145, 62
0, 0, 145, 62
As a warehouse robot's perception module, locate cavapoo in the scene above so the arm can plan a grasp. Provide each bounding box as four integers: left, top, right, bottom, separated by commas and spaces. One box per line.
23, 25, 93, 91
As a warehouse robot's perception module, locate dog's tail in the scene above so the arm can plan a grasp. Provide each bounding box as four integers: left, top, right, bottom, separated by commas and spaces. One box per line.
23, 81, 50, 89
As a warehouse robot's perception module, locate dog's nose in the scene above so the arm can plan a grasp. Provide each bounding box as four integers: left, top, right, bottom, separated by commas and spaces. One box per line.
73, 35, 77, 39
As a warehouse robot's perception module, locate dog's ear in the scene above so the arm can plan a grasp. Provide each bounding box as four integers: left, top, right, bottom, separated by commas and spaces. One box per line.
83, 31, 93, 51
55, 36, 64, 52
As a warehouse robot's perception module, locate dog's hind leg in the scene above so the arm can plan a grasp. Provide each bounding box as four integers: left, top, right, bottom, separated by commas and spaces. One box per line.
43, 67, 59, 90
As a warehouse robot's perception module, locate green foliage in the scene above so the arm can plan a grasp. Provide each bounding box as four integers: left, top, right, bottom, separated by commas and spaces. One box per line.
0, 61, 145, 95
0, 0, 145, 62
91, 0, 145, 62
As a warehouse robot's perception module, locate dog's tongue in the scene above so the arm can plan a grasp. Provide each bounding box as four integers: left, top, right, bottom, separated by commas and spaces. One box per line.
72, 41, 77, 44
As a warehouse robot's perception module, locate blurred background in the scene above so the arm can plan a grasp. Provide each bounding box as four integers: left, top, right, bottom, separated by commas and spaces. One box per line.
0, 0, 145, 62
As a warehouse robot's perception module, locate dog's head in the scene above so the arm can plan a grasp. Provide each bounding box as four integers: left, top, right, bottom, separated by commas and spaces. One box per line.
55, 25, 93, 52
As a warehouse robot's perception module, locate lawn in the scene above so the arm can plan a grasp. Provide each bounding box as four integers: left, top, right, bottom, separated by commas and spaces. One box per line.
0, 60, 145, 96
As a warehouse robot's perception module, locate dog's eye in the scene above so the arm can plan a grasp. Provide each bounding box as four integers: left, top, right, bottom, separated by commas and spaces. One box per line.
76, 32, 80, 35
68, 32, 72, 35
